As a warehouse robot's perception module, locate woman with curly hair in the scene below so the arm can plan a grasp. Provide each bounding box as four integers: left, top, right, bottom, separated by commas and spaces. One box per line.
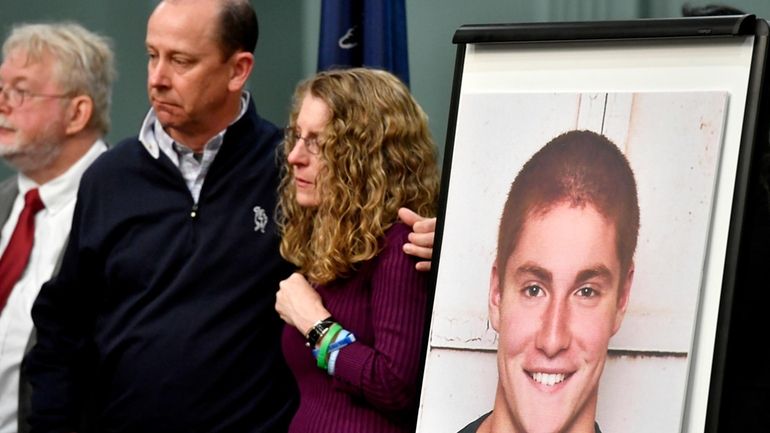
274, 67, 439, 433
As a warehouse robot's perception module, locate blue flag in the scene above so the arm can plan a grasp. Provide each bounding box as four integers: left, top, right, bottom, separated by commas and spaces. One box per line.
318, 0, 409, 86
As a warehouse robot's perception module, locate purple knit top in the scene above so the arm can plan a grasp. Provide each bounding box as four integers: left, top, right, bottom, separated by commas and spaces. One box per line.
281, 223, 430, 433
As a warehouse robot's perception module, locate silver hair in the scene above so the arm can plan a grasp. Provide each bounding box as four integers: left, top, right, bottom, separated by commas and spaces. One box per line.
3, 22, 116, 134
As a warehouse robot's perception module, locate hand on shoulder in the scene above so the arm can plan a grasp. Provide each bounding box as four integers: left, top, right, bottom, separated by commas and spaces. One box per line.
398, 207, 437, 272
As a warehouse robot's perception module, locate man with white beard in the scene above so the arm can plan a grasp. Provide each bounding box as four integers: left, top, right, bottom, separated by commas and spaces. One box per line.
0, 22, 115, 433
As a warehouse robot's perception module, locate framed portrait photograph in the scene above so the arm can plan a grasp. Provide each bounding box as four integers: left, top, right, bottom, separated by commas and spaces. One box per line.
417, 16, 769, 433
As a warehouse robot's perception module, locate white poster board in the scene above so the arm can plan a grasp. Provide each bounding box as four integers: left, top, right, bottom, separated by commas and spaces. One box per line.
418, 18, 764, 433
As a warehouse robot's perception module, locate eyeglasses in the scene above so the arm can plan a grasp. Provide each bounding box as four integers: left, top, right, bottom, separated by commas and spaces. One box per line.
284, 127, 321, 155
0, 84, 73, 108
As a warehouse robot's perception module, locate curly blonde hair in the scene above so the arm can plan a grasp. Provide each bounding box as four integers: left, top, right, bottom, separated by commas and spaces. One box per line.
277, 68, 440, 284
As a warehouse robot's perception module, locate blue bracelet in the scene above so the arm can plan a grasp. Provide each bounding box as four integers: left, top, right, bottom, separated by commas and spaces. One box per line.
326, 331, 356, 375
328, 348, 341, 375
312, 329, 356, 359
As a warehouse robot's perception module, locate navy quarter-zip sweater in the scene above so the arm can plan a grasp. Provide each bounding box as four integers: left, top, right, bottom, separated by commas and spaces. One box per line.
26, 101, 298, 433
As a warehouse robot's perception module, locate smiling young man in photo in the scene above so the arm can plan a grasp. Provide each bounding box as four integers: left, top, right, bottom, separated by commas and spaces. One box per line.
460, 130, 640, 433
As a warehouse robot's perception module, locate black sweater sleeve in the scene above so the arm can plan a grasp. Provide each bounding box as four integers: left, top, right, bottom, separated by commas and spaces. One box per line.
25, 179, 101, 433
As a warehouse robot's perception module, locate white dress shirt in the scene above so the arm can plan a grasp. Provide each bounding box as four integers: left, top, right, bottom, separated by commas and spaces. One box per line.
0, 140, 107, 433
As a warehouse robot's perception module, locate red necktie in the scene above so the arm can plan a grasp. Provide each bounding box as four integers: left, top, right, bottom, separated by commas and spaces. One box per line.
0, 188, 45, 312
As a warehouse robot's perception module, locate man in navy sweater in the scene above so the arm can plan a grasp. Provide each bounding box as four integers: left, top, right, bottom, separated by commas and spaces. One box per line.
25, 0, 299, 431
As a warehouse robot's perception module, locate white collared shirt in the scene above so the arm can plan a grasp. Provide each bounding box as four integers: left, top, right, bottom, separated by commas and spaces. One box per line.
138, 93, 250, 203
0, 140, 107, 433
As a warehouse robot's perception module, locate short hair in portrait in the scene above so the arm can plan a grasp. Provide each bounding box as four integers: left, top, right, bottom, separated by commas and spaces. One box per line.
496, 130, 640, 279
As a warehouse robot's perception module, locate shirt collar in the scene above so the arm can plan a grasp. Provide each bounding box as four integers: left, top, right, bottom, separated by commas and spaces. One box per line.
18, 139, 108, 214
139, 92, 251, 159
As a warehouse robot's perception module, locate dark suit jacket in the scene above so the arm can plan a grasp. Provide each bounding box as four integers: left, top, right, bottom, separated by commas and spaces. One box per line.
0, 176, 16, 229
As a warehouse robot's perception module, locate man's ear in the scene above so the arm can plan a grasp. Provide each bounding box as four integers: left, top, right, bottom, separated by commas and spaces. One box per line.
64, 95, 93, 135
612, 262, 634, 334
489, 263, 503, 332
228, 51, 254, 92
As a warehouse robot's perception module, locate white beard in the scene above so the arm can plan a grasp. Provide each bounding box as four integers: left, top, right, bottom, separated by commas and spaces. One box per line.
0, 113, 64, 173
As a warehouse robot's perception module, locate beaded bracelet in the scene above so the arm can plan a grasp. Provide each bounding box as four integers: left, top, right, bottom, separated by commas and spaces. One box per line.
316, 322, 342, 370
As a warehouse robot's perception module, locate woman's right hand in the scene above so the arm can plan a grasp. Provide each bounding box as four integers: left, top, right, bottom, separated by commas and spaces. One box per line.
275, 272, 331, 335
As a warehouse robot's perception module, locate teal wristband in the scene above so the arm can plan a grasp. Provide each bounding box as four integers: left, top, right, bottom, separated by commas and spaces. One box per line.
316, 322, 342, 370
